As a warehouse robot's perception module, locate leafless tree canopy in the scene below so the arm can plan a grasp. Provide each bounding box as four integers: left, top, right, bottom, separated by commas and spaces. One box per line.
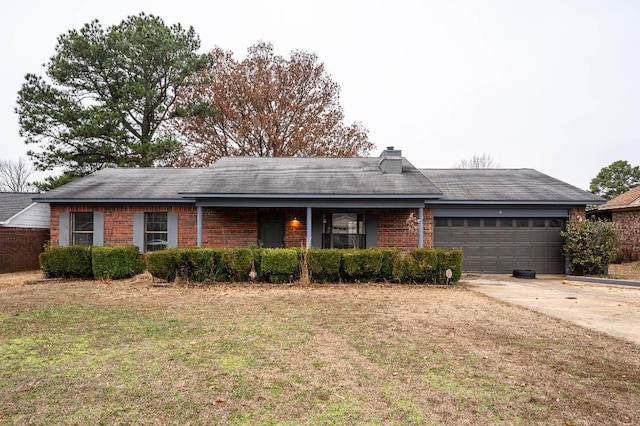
0, 158, 34, 192
454, 153, 500, 169
170, 42, 374, 166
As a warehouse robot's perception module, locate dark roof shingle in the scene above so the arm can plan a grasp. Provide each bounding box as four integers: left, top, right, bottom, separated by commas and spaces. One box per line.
0, 193, 35, 221
183, 157, 440, 197
420, 169, 604, 204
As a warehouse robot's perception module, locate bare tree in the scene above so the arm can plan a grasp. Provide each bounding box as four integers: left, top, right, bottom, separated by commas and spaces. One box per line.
454, 153, 500, 169
0, 158, 34, 192
170, 42, 374, 166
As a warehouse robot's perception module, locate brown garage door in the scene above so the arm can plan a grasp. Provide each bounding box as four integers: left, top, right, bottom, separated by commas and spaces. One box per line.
434, 217, 566, 274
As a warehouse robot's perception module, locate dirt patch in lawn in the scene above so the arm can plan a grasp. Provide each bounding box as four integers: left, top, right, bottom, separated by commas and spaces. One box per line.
0, 273, 639, 425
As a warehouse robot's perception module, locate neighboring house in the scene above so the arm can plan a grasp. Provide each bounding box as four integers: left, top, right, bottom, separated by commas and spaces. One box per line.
33, 148, 603, 274
0, 193, 50, 273
593, 185, 640, 261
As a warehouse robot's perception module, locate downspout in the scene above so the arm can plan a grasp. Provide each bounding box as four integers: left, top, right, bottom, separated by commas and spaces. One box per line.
306, 207, 312, 248
418, 207, 424, 248
197, 206, 203, 247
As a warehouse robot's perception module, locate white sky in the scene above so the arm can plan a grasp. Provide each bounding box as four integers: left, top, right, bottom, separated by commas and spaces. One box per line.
1, 0, 638, 190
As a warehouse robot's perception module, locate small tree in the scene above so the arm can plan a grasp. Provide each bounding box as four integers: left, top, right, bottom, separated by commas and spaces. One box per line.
0, 158, 34, 192
454, 153, 499, 169
561, 219, 617, 275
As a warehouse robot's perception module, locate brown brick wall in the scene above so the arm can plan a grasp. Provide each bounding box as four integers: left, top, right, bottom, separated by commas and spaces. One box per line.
570, 208, 586, 221
612, 210, 640, 261
0, 227, 50, 273
373, 208, 433, 250
49, 205, 430, 250
50, 204, 198, 247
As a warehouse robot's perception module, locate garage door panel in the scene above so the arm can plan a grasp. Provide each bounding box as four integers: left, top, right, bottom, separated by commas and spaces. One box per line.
434, 217, 565, 274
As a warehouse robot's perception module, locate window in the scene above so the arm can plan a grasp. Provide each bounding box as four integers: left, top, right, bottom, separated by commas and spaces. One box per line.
322, 213, 365, 249
435, 218, 448, 227
516, 218, 529, 228
145, 212, 168, 252
483, 218, 496, 227
451, 218, 465, 227
467, 218, 481, 227
71, 212, 93, 246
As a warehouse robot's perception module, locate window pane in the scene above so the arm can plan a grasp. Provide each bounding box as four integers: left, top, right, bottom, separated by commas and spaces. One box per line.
467, 218, 481, 227
549, 219, 563, 228
451, 218, 465, 227
146, 212, 168, 232
73, 212, 93, 232
483, 218, 496, 227
499, 218, 513, 227
516, 218, 529, 227
146, 233, 167, 252
435, 218, 448, 227
73, 232, 93, 246
532, 219, 546, 227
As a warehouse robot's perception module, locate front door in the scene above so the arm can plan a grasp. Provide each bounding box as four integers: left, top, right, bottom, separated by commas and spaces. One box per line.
258, 212, 285, 248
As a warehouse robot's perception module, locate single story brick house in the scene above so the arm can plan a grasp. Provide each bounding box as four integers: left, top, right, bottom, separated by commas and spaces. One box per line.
592, 185, 640, 261
0, 193, 50, 273
33, 147, 603, 274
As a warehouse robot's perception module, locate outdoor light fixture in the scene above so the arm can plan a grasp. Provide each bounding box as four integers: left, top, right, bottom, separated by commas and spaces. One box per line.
291, 217, 301, 228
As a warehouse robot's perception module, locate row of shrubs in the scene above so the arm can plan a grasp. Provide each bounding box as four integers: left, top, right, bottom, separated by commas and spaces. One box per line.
40, 246, 145, 279
39, 246, 463, 284
145, 247, 463, 284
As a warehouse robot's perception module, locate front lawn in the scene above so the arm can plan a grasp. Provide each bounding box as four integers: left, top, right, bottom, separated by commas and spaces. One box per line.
0, 274, 638, 425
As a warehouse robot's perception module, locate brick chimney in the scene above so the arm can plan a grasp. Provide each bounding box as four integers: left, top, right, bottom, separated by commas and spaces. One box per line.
379, 146, 402, 174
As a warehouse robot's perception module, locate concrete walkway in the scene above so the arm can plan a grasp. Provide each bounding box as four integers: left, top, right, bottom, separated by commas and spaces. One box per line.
461, 274, 640, 345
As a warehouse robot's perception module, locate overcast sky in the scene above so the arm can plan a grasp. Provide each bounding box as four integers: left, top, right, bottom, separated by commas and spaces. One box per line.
1, 0, 638, 190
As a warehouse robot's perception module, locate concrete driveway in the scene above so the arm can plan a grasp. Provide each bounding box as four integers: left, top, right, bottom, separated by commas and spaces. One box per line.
461, 274, 640, 345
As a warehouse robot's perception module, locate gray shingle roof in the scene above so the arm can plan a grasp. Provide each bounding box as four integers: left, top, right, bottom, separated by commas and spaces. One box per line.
0, 193, 35, 221
34, 168, 204, 202
420, 169, 605, 204
183, 157, 440, 197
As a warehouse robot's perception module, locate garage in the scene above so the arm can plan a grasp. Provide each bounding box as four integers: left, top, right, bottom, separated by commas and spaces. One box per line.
434, 216, 566, 274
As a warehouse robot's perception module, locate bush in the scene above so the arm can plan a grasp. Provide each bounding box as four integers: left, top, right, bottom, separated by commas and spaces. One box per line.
218, 248, 254, 282
146, 249, 180, 282
562, 219, 617, 275
393, 249, 438, 283
92, 246, 144, 279
306, 249, 343, 283
341, 249, 383, 282
39, 246, 93, 279
177, 248, 217, 282
436, 248, 463, 283
379, 249, 401, 281
260, 248, 300, 283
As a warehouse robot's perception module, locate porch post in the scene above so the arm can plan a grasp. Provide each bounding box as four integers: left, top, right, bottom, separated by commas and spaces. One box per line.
197, 206, 203, 247
306, 207, 312, 248
418, 207, 424, 248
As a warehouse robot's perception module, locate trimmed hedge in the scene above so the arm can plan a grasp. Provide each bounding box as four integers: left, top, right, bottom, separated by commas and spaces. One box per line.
260, 248, 300, 283
92, 246, 145, 279
40, 246, 93, 279
306, 249, 342, 283
342, 249, 383, 282
39, 245, 146, 280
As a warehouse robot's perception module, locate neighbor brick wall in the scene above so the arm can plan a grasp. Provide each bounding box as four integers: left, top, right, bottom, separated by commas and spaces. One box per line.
612, 210, 640, 261
0, 227, 50, 273
570, 208, 586, 221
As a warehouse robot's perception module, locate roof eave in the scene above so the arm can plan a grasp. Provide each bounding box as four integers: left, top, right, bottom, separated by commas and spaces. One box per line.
33, 198, 194, 204
426, 200, 605, 206
179, 193, 443, 199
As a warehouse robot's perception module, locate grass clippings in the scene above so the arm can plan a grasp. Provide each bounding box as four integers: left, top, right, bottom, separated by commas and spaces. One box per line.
0, 271, 638, 425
